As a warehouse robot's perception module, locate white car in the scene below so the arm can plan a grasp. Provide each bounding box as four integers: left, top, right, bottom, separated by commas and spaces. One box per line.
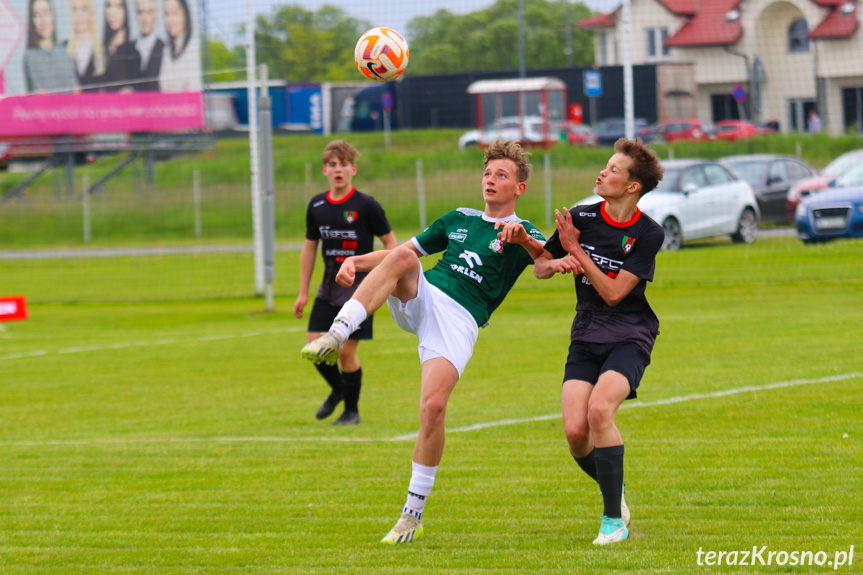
575, 159, 760, 251
458, 115, 560, 149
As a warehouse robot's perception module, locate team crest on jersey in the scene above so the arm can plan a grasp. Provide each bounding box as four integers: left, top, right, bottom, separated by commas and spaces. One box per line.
344, 210, 357, 224
622, 236, 636, 254
488, 239, 503, 253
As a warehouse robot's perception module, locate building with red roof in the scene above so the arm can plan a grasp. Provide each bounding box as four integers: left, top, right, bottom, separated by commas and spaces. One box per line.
578, 0, 862, 135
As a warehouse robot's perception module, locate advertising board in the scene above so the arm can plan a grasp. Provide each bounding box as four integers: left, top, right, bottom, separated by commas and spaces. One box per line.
0, 0, 204, 136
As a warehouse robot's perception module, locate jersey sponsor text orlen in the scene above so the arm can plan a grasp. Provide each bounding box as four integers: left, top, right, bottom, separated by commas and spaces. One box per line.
452, 250, 484, 284
581, 243, 623, 284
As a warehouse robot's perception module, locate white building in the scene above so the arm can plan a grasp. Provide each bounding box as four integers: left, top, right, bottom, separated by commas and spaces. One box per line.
579, 0, 862, 135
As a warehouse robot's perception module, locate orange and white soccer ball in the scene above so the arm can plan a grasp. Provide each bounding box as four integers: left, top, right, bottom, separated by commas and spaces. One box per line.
354, 27, 410, 82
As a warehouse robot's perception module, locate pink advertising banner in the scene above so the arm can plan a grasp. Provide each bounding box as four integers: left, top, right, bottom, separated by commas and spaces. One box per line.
0, 92, 203, 136
1, 0, 204, 137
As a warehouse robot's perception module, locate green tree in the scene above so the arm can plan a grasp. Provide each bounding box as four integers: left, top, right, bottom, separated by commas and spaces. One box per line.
254, 5, 371, 82
206, 37, 245, 82
407, 0, 594, 75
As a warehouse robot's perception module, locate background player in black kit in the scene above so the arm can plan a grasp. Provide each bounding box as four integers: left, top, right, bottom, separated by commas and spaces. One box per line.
293, 140, 398, 425
535, 138, 665, 545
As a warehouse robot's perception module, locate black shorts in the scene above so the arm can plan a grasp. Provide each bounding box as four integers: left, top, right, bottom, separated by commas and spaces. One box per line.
308, 298, 374, 340
562, 341, 651, 400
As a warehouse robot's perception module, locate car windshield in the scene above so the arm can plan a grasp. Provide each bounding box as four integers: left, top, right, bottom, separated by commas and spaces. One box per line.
715, 124, 737, 132
835, 163, 863, 187
654, 167, 683, 192
596, 121, 625, 132
823, 153, 863, 177
724, 161, 765, 183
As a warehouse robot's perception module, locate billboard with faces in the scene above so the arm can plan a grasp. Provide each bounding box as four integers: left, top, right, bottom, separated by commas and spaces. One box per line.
0, 0, 204, 136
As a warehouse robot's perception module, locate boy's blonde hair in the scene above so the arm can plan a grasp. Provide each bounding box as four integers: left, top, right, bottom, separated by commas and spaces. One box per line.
322, 140, 359, 164
484, 139, 532, 183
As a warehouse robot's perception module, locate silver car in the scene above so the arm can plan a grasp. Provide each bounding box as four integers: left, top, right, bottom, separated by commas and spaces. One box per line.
575, 159, 760, 251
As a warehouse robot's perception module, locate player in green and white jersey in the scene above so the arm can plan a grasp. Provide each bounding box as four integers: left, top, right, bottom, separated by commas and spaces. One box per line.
301, 139, 554, 544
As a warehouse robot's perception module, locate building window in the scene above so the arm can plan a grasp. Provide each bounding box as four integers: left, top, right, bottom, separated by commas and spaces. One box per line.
788, 19, 809, 52
711, 94, 743, 121
598, 31, 608, 65
842, 87, 863, 133
647, 28, 669, 60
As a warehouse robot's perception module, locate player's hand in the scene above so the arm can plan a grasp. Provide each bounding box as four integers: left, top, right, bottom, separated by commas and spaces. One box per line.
554, 255, 584, 275
292, 294, 307, 318
555, 208, 581, 254
336, 258, 357, 288
495, 220, 528, 245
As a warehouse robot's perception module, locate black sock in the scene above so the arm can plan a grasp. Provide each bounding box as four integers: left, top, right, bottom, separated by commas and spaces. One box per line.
594, 445, 624, 519
342, 368, 362, 413
574, 449, 599, 484
315, 362, 344, 395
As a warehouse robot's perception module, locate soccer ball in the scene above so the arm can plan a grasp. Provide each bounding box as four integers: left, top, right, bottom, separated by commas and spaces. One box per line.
354, 27, 410, 82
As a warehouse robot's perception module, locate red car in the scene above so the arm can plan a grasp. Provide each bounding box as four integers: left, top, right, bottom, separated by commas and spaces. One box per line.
640, 119, 717, 143
714, 120, 773, 141
565, 123, 598, 146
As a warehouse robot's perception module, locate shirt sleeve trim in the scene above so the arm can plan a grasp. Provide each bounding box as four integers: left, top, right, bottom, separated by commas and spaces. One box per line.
411, 236, 429, 256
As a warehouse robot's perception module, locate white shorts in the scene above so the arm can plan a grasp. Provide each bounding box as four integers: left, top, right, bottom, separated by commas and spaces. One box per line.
387, 267, 478, 379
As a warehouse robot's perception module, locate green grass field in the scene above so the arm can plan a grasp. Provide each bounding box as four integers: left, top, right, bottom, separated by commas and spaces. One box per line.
2, 235, 862, 573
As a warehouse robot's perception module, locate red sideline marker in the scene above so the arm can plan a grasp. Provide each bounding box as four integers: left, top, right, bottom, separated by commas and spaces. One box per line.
0, 296, 28, 322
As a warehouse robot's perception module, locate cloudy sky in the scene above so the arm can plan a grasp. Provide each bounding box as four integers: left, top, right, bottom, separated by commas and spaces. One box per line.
207, 0, 618, 46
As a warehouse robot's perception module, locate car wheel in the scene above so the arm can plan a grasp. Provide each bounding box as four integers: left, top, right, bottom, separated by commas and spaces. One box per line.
662, 217, 682, 251
731, 208, 758, 244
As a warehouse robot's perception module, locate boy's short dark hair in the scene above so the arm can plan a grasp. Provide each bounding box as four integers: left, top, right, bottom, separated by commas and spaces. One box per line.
614, 138, 664, 195
323, 140, 359, 165
484, 139, 532, 183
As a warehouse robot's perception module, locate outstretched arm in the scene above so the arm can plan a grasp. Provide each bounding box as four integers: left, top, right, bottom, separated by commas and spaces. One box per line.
533, 251, 585, 279
494, 220, 546, 260
554, 209, 641, 306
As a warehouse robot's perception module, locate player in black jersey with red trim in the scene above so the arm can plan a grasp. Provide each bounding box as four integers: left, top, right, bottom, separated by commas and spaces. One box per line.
535, 138, 665, 545
293, 140, 397, 425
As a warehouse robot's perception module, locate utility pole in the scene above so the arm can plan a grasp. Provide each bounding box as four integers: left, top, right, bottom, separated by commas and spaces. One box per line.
518, 0, 526, 78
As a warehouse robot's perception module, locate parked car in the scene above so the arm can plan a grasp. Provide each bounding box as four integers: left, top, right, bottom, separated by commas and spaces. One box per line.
592, 117, 652, 146
574, 159, 760, 251
714, 120, 769, 141
641, 119, 717, 143
795, 185, 863, 243
719, 154, 817, 223
786, 148, 863, 217
565, 123, 598, 146
458, 115, 565, 149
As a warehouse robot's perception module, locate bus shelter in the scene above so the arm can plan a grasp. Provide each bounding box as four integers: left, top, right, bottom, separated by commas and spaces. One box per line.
466, 77, 568, 149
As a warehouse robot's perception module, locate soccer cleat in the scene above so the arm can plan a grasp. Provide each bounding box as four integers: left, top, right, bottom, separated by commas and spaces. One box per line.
592, 515, 629, 545
331, 410, 361, 426
315, 393, 343, 420
380, 512, 424, 545
621, 485, 630, 527
301, 330, 345, 366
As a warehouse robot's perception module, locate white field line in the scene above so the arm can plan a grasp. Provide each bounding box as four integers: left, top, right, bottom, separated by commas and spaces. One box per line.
2, 372, 859, 448
0, 327, 305, 361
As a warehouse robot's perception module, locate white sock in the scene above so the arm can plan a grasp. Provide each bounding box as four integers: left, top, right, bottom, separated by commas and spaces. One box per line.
403, 461, 437, 521
331, 299, 368, 341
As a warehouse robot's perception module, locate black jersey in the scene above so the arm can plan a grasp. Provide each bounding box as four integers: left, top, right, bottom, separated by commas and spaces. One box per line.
305, 188, 392, 306
545, 201, 664, 354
